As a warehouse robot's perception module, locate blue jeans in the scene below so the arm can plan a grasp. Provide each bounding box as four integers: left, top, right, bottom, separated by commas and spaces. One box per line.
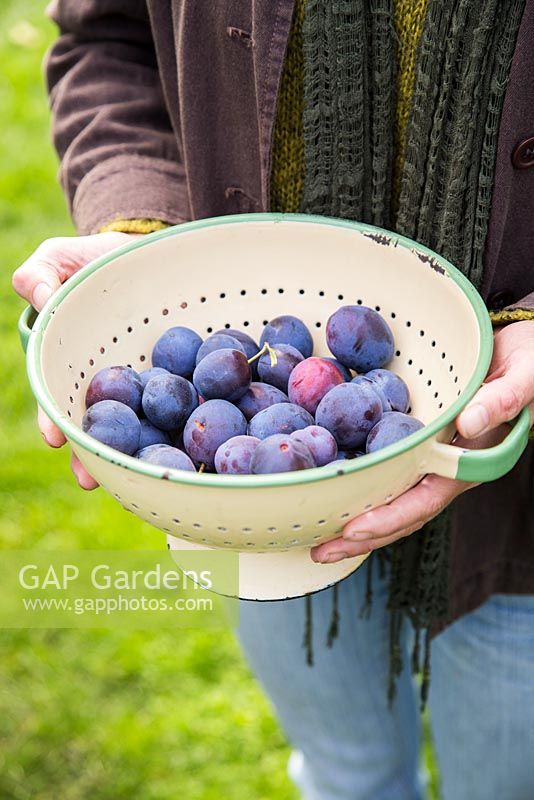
237, 565, 534, 800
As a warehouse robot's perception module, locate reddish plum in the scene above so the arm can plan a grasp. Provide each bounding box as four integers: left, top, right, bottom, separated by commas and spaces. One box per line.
288, 357, 344, 415
321, 357, 352, 382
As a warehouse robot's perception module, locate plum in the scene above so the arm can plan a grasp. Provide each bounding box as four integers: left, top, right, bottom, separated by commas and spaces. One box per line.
258, 344, 304, 393
142, 373, 198, 431
250, 434, 316, 474
214, 435, 261, 474
351, 374, 389, 411
138, 418, 171, 449
260, 315, 313, 359
138, 367, 170, 389
183, 399, 247, 469
215, 328, 259, 358
136, 443, 196, 471
366, 411, 424, 453
365, 369, 410, 413
288, 357, 345, 414
193, 348, 251, 402
215, 328, 260, 376
326, 305, 394, 372
152, 326, 203, 377
235, 382, 289, 421
248, 402, 314, 440
321, 357, 352, 382
315, 382, 383, 449
195, 333, 246, 365
290, 425, 338, 467
82, 399, 140, 455
85, 366, 143, 413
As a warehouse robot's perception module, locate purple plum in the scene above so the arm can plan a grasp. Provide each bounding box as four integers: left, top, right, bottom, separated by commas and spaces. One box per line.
315, 382, 383, 449
251, 434, 317, 474
214, 435, 261, 475
326, 306, 394, 372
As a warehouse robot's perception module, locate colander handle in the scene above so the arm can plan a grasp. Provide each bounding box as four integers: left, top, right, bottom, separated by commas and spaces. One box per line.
429, 407, 531, 483
18, 305, 37, 353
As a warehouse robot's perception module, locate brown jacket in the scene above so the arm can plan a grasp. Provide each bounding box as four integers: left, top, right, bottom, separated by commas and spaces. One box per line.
46, 0, 534, 625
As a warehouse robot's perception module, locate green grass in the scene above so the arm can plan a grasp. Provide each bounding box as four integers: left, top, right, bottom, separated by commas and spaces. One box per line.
0, 4, 440, 797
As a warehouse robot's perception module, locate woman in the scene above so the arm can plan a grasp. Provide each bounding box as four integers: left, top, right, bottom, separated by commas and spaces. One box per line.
12, 2, 534, 797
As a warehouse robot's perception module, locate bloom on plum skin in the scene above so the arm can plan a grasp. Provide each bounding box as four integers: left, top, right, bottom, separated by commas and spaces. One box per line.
326, 305, 394, 372
251, 434, 316, 474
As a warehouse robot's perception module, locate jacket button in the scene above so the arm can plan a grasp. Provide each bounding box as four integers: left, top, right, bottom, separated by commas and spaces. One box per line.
488, 289, 514, 310
511, 137, 534, 169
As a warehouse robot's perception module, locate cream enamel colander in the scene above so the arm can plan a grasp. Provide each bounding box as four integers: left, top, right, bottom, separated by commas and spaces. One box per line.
19, 214, 530, 600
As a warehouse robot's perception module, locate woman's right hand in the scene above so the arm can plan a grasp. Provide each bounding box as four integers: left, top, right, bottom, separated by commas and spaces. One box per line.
12, 232, 138, 489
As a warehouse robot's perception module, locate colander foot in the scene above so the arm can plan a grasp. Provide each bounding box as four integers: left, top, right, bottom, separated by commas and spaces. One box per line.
167, 536, 368, 601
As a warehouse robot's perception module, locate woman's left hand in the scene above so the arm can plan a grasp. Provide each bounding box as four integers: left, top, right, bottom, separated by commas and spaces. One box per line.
311, 320, 534, 565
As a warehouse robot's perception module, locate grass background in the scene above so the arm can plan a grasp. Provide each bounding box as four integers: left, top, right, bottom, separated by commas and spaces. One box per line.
0, 3, 440, 797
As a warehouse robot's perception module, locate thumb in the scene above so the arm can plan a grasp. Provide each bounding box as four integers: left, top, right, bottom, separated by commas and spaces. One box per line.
456, 365, 533, 439
12, 260, 62, 311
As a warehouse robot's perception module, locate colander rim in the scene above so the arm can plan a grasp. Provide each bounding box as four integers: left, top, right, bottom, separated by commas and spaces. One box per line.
26, 213, 493, 489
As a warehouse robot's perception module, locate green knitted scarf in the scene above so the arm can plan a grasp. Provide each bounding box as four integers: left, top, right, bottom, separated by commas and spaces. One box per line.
298, 0, 525, 703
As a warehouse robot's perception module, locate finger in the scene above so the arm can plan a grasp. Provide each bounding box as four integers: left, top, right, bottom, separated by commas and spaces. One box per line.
457, 363, 534, 439
311, 535, 369, 563
342, 474, 468, 541
312, 524, 424, 563
343, 524, 424, 556
38, 405, 66, 448
71, 453, 99, 490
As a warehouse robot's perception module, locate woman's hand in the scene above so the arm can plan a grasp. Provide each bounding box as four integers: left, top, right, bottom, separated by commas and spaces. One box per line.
12, 232, 137, 490
311, 321, 534, 564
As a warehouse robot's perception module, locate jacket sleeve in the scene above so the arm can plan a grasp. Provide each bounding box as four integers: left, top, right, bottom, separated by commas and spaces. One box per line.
46, 0, 190, 234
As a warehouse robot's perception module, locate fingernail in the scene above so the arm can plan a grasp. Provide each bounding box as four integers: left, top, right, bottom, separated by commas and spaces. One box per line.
344, 530, 372, 541
32, 282, 53, 311
317, 552, 349, 564
460, 403, 490, 437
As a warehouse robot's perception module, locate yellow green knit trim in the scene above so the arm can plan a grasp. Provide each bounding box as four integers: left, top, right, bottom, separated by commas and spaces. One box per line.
489, 309, 534, 326
270, 0, 305, 213
392, 0, 430, 211
99, 219, 170, 235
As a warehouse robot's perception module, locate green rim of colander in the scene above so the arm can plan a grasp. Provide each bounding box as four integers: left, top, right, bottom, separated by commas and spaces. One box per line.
25, 213, 494, 488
